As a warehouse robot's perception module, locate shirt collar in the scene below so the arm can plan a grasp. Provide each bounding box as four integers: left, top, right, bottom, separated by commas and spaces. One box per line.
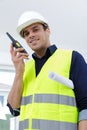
32, 44, 57, 59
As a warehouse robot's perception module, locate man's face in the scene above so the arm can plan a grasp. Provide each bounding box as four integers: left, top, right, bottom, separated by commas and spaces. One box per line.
23, 23, 50, 52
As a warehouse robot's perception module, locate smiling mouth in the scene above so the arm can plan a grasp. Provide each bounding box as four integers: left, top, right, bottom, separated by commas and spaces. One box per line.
30, 38, 39, 43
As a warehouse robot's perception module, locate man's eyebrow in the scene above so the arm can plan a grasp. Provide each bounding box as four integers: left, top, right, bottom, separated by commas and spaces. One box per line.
31, 25, 39, 29
23, 25, 39, 32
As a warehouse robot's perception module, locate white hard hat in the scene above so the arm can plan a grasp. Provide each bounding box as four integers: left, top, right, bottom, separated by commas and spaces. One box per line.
17, 11, 48, 37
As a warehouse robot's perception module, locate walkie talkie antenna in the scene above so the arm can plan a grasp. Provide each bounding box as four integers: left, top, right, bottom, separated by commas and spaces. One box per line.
6, 32, 28, 54
6, 32, 15, 43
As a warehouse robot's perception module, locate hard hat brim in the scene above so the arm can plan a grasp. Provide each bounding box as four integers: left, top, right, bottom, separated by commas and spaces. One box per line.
17, 19, 47, 37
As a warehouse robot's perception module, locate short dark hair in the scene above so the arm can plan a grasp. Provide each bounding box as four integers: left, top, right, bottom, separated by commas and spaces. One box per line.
42, 23, 49, 30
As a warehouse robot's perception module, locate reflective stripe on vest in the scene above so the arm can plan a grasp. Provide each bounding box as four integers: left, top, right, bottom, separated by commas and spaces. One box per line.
19, 119, 77, 130
21, 94, 76, 106
19, 49, 78, 130
19, 119, 28, 130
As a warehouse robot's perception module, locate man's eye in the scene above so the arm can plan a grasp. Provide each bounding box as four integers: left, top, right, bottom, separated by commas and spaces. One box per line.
23, 32, 29, 37
33, 28, 39, 32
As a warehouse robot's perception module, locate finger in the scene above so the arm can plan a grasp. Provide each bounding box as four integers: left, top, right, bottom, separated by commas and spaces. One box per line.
10, 44, 17, 56
21, 56, 29, 60
10, 44, 13, 53
16, 52, 29, 59
15, 47, 25, 53
18, 52, 29, 57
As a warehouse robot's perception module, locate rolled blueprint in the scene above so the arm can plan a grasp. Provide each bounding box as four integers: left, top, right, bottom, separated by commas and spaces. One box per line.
49, 72, 74, 89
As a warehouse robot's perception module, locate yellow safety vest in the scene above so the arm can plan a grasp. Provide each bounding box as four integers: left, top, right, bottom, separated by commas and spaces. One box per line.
19, 49, 78, 130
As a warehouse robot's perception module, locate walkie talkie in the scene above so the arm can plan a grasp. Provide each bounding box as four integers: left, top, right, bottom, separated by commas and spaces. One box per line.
6, 32, 28, 54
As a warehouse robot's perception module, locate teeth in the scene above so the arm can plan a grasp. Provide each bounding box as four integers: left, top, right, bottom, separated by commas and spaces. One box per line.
30, 38, 38, 43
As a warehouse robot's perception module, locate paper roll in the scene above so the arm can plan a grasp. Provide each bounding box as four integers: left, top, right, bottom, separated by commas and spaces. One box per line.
49, 72, 74, 89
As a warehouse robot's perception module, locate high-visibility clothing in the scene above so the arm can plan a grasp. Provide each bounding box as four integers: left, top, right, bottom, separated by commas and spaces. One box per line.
19, 49, 78, 130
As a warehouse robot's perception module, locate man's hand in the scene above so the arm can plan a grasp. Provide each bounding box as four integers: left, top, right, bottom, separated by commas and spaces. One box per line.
78, 120, 87, 130
10, 44, 29, 73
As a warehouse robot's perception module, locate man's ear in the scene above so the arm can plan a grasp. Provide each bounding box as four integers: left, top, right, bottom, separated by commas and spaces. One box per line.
46, 27, 51, 34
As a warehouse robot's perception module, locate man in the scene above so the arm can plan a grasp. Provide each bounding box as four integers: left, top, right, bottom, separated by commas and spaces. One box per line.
7, 11, 87, 130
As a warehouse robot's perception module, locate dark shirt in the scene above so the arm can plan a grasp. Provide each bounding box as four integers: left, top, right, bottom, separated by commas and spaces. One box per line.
7, 44, 87, 116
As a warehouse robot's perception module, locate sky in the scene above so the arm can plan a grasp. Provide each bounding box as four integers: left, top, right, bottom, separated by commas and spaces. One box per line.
0, 0, 87, 89
0, 0, 87, 64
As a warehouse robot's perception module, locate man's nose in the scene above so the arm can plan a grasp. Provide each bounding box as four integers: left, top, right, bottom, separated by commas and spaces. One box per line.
29, 31, 34, 38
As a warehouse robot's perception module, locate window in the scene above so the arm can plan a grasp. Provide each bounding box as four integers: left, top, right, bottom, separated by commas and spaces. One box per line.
0, 65, 17, 130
